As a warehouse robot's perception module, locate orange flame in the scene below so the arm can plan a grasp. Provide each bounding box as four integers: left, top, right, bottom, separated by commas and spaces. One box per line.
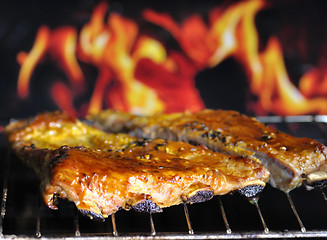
299, 66, 327, 99
79, 9, 170, 115
16, 1, 327, 116
142, 10, 212, 67
144, 0, 327, 115
51, 82, 78, 117
17, 26, 50, 98
49, 27, 84, 88
77, 1, 110, 65
251, 37, 327, 115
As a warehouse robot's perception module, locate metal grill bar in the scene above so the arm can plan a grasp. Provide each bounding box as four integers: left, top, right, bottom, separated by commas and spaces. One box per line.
48, 231, 327, 239
149, 212, 156, 236
286, 193, 306, 233
0, 186, 6, 236
252, 200, 269, 233
284, 116, 314, 123
111, 213, 118, 236
256, 115, 327, 123
314, 115, 327, 123
0, 150, 11, 236
217, 196, 232, 234
36, 197, 42, 238
320, 188, 327, 205
74, 207, 81, 237
183, 203, 194, 235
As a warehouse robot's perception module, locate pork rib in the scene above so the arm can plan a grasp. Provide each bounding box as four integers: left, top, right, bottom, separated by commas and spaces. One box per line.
4, 111, 269, 220
88, 109, 327, 192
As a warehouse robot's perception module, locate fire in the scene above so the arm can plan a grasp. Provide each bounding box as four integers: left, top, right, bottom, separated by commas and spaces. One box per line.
16, 1, 327, 116
49, 27, 84, 88
52, 82, 78, 117
17, 26, 50, 98
299, 66, 327, 99
143, 0, 327, 115
256, 37, 327, 115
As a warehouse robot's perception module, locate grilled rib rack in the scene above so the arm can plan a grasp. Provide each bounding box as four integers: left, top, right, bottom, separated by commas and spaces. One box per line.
1, 115, 327, 239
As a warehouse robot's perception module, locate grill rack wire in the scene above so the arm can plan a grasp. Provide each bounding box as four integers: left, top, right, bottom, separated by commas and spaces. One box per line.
1, 115, 327, 239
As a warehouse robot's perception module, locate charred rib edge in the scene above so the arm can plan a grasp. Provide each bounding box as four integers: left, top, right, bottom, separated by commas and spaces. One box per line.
304, 171, 327, 189
78, 209, 105, 222
187, 190, 214, 204
236, 185, 265, 198
132, 199, 162, 213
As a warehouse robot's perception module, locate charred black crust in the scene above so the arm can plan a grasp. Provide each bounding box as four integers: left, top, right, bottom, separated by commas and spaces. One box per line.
132, 200, 162, 213
49, 147, 69, 167
187, 190, 214, 204
20, 145, 48, 158
132, 139, 149, 147
184, 121, 227, 143
79, 209, 105, 222
73, 146, 85, 150
16, 145, 51, 172
236, 185, 264, 198
48, 146, 70, 176
304, 179, 327, 189
124, 139, 150, 149
154, 143, 165, 150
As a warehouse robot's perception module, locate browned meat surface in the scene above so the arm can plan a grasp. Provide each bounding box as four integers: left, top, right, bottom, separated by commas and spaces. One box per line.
89, 109, 327, 192
4, 111, 269, 220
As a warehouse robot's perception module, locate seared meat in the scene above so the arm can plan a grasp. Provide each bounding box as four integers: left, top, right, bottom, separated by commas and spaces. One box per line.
89, 109, 327, 192
4, 111, 269, 220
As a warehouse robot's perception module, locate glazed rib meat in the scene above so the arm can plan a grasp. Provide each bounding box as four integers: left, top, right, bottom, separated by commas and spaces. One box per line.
4, 111, 269, 220
89, 109, 327, 192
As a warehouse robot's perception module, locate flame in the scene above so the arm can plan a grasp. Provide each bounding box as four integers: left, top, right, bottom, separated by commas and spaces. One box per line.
78, 1, 110, 65
134, 52, 205, 113
143, 0, 264, 71
142, 10, 212, 67
80, 10, 169, 115
49, 27, 84, 88
143, 0, 267, 110
51, 82, 78, 117
16, 1, 327, 116
17, 26, 50, 98
299, 67, 327, 98
256, 38, 327, 115
144, 0, 327, 115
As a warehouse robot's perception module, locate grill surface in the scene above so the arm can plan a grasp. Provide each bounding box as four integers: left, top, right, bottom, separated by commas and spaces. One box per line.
1, 115, 327, 239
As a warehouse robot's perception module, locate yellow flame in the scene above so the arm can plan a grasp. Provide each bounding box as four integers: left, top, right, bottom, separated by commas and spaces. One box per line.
16, 0, 327, 116
259, 37, 327, 115
78, 2, 110, 64
50, 27, 84, 86
80, 11, 166, 115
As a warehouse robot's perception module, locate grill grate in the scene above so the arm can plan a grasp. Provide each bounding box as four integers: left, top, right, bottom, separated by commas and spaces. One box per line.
1, 116, 327, 239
